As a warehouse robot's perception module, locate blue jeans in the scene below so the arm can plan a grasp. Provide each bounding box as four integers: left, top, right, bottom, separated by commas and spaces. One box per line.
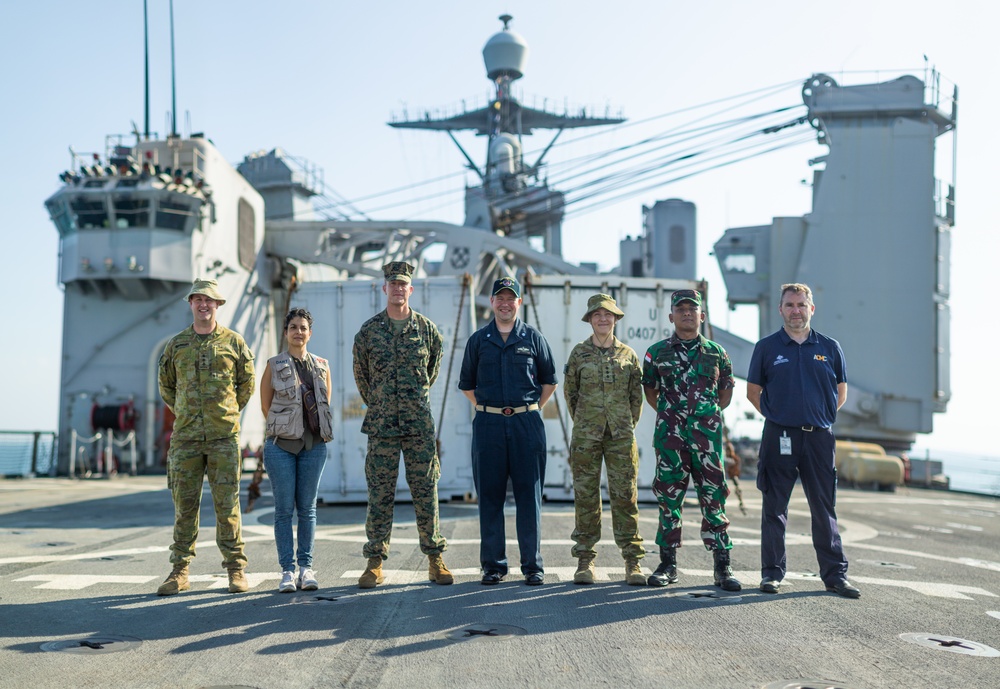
263, 437, 327, 572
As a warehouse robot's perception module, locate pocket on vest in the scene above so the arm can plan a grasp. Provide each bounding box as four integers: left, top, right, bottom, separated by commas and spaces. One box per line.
267, 412, 293, 437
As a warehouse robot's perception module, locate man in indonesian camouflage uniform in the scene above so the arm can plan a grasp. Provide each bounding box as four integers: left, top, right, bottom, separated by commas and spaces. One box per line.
352, 262, 451, 588
641, 289, 741, 591
564, 294, 646, 585
156, 278, 256, 595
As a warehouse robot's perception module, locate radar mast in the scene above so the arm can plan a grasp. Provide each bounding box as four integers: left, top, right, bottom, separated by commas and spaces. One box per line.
389, 15, 625, 256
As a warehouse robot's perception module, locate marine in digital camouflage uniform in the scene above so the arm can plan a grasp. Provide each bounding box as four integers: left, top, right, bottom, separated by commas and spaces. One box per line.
156, 278, 255, 595
352, 262, 451, 588
641, 289, 741, 591
564, 294, 646, 585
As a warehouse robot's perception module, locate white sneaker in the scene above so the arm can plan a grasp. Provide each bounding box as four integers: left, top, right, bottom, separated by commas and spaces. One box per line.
298, 568, 318, 591
278, 571, 296, 593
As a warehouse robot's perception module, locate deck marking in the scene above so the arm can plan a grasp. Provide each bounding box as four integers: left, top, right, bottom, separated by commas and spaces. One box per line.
848, 542, 1000, 572
913, 525, 954, 533
15, 575, 157, 590
0, 546, 168, 565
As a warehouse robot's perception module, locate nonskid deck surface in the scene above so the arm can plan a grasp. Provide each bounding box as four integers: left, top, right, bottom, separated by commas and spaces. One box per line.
1, 476, 998, 689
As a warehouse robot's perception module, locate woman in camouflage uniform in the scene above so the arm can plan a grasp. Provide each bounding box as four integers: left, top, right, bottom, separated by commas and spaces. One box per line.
564, 294, 646, 585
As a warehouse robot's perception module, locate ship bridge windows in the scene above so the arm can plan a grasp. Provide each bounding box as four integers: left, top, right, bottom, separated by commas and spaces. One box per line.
69, 197, 108, 229
46, 199, 75, 236
155, 199, 195, 231
112, 197, 151, 228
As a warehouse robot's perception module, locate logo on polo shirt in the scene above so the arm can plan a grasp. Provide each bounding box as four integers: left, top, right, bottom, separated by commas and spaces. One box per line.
814, 354, 828, 362
773, 355, 789, 366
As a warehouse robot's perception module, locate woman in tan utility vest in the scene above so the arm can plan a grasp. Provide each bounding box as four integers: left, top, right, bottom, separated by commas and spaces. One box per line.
260, 308, 334, 592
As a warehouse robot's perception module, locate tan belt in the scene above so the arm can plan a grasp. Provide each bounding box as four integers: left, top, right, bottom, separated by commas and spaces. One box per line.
475, 403, 540, 416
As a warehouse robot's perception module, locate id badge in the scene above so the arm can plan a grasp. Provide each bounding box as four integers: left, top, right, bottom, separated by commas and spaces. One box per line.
779, 432, 792, 455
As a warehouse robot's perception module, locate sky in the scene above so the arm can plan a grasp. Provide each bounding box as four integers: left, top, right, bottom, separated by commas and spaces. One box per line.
1, 1, 996, 456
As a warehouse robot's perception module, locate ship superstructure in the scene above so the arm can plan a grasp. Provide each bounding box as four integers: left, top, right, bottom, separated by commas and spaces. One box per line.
713, 73, 957, 448
45, 134, 275, 471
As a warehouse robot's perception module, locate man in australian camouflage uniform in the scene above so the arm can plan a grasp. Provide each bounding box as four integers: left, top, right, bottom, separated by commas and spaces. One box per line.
641, 289, 741, 591
157, 278, 255, 595
564, 294, 646, 586
352, 262, 451, 588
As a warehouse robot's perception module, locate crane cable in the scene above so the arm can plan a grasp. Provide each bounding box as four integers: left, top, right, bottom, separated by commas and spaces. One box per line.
521, 273, 572, 457
436, 273, 472, 447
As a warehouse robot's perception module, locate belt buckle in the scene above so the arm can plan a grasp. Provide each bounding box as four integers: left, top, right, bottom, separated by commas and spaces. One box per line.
501, 406, 515, 416
801, 425, 815, 432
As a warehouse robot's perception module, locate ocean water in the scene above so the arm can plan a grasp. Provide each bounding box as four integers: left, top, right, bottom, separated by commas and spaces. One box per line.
912, 447, 1000, 497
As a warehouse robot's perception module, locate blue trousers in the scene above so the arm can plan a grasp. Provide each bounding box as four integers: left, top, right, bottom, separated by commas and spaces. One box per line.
472, 411, 546, 575
263, 437, 327, 572
757, 421, 848, 585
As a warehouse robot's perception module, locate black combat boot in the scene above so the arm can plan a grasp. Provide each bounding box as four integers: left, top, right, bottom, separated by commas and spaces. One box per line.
713, 549, 742, 592
646, 547, 678, 587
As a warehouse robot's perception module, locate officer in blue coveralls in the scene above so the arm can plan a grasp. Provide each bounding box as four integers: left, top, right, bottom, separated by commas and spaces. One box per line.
746, 283, 861, 599
459, 276, 558, 586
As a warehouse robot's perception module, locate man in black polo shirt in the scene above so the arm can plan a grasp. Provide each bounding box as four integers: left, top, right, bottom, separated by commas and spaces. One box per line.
746, 283, 860, 599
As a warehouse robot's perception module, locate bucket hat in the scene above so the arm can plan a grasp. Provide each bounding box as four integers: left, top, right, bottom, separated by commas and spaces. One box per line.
185, 278, 226, 305
582, 293, 624, 322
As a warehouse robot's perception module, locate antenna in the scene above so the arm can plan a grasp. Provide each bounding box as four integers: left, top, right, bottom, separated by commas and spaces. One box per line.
169, 0, 177, 137
143, 0, 150, 139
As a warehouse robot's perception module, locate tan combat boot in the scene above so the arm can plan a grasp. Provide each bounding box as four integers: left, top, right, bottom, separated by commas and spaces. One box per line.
573, 557, 596, 585
227, 568, 249, 593
358, 556, 384, 589
428, 554, 454, 585
157, 565, 190, 596
625, 557, 647, 586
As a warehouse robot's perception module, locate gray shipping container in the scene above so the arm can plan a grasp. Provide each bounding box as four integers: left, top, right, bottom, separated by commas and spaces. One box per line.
291, 274, 703, 504
521, 275, 703, 501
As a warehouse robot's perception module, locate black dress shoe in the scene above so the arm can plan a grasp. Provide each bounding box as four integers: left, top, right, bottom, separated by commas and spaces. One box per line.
524, 572, 544, 586
481, 571, 504, 586
825, 579, 861, 598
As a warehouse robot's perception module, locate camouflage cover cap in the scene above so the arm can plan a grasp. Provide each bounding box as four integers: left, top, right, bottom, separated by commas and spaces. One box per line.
491, 276, 520, 298
383, 261, 415, 283
582, 293, 625, 322
671, 289, 702, 307
185, 278, 226, 305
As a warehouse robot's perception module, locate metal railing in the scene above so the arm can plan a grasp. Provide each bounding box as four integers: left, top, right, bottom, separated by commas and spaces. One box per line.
69, 428, 138, 479
0, 431, 58, 477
